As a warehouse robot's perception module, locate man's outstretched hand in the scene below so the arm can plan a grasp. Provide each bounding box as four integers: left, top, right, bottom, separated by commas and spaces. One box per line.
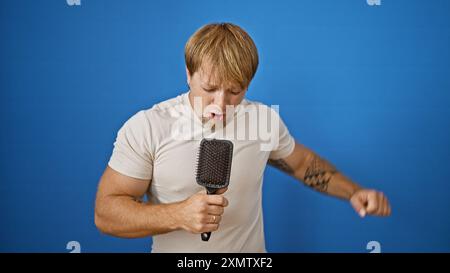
350, 189, 391, 217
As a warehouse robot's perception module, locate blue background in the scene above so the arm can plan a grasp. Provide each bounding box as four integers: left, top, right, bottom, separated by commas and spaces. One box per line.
1, 0, 449, 252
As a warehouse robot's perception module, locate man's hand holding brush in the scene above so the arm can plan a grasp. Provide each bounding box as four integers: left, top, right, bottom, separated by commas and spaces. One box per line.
174, 187, 229, 234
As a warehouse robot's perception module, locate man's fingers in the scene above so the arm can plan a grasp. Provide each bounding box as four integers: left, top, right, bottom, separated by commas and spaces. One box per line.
206, 195, 228, 207
375, 193, 390, 216
375, 194, 385, 215
383, 198, 392, 216
209, 214, 222, 223
383, 202, 389, 216
359, 208, 367, 217
207, 205, 225, 215
366, 192, 379, 214
350, 194, 367, 217
351, 189, 392, 218
201, 224, 219, 233
215, 187, 228, 195
381, 196, 389, 216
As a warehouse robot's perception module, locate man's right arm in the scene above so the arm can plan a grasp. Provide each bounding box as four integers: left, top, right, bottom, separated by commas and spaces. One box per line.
94, 166, 228, 238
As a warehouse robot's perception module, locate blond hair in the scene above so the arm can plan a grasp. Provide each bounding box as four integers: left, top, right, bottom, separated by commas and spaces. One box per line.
185, 23, 259, 89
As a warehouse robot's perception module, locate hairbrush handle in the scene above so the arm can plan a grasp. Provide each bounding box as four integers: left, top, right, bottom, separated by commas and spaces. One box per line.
201, 232, 211, 241
201, 189, 216, 241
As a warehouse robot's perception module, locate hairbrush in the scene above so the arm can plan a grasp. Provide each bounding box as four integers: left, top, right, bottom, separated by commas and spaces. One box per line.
195, 138, 233, 241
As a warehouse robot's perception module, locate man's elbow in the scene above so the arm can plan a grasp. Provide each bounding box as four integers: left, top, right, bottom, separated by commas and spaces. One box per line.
94, 205, 114, 236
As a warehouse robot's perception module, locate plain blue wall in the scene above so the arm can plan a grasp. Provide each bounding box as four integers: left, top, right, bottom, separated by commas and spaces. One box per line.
1, 0, 449, 252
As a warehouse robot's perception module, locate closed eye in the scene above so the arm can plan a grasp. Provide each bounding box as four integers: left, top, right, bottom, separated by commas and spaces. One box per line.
202, 86, 217, 92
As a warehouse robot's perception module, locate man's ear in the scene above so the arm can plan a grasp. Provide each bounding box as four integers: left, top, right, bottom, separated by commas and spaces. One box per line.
185, 66, 191, 86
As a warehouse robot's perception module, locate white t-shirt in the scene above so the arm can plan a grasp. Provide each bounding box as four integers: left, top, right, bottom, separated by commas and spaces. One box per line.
108, 91, 295, 252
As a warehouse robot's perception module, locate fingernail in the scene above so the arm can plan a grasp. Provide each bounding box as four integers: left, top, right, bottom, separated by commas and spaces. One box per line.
359, 209, 366, 217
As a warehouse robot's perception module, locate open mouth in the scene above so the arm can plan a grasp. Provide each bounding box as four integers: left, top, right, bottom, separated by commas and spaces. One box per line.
210, 112, 224, 121
203, 104, 225, 121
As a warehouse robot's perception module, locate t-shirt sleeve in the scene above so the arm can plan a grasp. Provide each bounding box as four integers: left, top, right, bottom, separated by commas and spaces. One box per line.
108, 110, 153, 180
268, 110, 295, 160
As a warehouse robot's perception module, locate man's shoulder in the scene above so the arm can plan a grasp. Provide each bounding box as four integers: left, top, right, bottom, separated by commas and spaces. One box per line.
240, 97, 279, 114
120, 92, 187, 131
140, 92, 188, 122
143, 92, 186, 114
150, 93, 186, 111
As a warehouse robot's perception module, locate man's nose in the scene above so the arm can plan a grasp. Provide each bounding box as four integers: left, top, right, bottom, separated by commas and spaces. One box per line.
213, 90, 228, 112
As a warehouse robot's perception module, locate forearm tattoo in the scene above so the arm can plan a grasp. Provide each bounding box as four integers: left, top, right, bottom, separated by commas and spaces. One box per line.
268, 158, 295, 175
304, 156, 337, 192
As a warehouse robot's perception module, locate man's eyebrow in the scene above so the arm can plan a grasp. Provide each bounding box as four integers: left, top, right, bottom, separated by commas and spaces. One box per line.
201, 83, 241, 91
201, 83, 219, 89
225, 86, 242, 92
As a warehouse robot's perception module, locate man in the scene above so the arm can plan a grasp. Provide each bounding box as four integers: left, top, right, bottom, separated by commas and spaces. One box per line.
94, 23, 391, 252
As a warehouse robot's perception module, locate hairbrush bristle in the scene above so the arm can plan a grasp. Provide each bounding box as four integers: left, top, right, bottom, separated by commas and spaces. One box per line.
196, 139, 233, 191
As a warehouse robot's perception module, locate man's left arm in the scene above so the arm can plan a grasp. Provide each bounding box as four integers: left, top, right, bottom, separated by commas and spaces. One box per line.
268, 142, 391, 217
